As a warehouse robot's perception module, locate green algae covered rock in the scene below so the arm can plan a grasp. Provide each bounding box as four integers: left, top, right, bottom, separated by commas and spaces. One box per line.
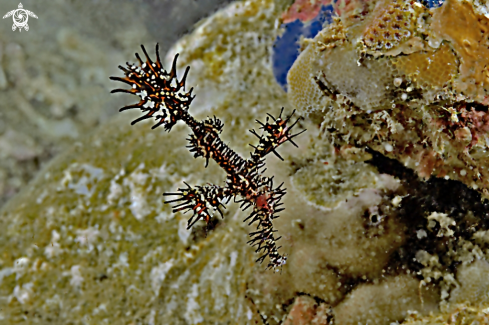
0, 1, 293, 323
0, 116, 257, 323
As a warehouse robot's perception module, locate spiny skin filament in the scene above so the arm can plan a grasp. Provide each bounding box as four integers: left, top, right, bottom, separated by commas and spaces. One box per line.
111, 44, 305, 271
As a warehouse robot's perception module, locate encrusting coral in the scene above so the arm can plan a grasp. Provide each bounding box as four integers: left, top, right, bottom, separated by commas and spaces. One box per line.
288, 0, 489, 199
286, 0, 489, 323
110, 44, 305, 270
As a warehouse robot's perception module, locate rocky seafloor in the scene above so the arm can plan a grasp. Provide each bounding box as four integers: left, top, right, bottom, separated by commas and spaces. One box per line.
1, 0, 489, 324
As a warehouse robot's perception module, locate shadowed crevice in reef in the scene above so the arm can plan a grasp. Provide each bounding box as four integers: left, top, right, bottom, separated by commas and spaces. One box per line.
365, 147, 489, 276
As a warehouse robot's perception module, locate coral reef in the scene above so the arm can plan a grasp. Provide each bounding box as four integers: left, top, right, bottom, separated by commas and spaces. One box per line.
0, 0, 301, 323
334, 274, 438, 325
2, 0, 489, 324
288, 0, 489, 199
286, 0, 489, 323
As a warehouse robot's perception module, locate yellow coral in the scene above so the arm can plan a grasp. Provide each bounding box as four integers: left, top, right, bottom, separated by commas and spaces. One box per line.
431, 0, 489, 102
287, 43, 330, 115
392, 43, 459, 89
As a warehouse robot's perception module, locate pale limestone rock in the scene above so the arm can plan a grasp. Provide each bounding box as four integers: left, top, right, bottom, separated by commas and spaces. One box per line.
334, 275, 439, 325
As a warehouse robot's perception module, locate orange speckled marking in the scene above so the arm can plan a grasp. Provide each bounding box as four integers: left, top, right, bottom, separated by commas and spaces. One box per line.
362, 0, 416, 51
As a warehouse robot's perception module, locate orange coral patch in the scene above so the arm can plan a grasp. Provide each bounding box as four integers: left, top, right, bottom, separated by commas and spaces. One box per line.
431, 0, 489, 102
392, 43, 458, 89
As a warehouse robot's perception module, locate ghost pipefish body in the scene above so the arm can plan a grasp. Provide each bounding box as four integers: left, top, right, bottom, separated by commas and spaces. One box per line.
110, 44, 305, 271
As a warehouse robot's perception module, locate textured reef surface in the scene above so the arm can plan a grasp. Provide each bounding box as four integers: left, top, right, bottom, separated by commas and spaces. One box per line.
1, 0, 489, 324
288, 0, 489, 323
289, 0, 489, 199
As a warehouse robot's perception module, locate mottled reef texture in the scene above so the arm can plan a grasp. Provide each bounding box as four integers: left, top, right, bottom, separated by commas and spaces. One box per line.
1, 0, 489, 324
288, 0, 489, 323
